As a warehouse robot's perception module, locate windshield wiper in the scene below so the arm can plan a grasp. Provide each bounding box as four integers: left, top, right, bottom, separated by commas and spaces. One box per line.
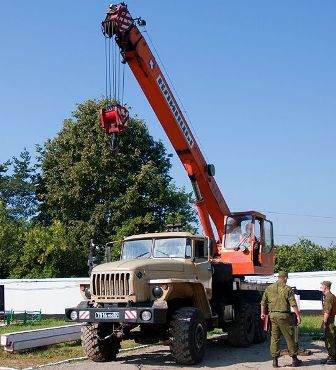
135, 251, 150, 259
156, 250, 170, 257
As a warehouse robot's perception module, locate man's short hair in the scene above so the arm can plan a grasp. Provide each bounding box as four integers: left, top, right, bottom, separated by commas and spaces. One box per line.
321, 280, 332, 288
278, 271, 288, 278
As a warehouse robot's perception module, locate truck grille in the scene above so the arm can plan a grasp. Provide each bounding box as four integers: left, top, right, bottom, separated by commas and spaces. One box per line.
92, 273, 131, 297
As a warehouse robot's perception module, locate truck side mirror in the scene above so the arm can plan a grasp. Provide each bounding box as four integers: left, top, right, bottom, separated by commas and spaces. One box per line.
105, 246, 111, 263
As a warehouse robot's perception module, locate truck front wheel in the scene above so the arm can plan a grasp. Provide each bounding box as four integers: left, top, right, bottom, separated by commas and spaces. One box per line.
81, 323, 120, 362
169, 307, 207, 364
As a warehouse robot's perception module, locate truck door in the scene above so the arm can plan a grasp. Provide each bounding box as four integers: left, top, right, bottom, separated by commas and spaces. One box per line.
194, 239, 212, 296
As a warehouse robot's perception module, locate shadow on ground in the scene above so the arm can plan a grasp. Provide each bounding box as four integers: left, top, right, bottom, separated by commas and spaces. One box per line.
115, 337, 326, 369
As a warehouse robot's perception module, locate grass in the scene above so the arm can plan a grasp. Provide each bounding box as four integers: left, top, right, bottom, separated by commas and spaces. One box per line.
299, 315, 323, 336
0, 316, 323, 369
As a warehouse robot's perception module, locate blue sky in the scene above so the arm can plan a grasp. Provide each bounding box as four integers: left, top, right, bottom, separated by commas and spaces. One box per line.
1, 1, 335, 246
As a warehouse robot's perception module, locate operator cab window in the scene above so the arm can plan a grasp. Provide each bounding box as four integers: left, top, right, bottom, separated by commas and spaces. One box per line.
254, 220, 261, 242
224, 215, 253, 250
262, 220, 274, 254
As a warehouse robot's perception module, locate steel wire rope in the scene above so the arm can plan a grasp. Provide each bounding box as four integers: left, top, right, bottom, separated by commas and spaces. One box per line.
104, 37, 109, 107
263, 211, 336, 220
108, 37, 112, 102
121, 62, 126, 106
143, 28, 211, 164
113, 33, 118, 101
275, 233, 336, 240
104, 21, 121, 104
232, 206, 336, 222
117, 48, 121, 103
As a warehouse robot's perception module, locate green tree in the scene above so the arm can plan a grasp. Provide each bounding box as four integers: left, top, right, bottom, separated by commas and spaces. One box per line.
275, 238, 328, 272
322, 245, 336, 271
11, 220, 87, 278
36, 99, 197, 258
0, 200, 26, 278
0, 149, 38, 220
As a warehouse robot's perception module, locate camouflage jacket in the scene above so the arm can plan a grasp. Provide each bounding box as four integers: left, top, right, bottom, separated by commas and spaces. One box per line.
322, 291, 336, 317
261, 281, 297, 313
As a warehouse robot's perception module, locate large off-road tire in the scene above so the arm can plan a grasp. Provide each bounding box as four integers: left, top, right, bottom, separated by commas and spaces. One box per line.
81, 323, 120, 362
228, 303, 255, 347
253, 303, 267, 343
169, 307, 207, 365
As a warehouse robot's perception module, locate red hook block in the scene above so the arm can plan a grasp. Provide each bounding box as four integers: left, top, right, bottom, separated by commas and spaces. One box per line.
100, 105, 129, 135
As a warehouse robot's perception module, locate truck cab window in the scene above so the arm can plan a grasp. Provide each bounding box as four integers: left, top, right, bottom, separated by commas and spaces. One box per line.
195, 239, 207, 258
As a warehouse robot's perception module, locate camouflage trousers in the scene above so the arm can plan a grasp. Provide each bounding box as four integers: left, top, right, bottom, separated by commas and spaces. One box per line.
324, 321, 335, 359
269, 313, 298, 358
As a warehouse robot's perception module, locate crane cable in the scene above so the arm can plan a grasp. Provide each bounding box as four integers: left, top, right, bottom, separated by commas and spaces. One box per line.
103, 24, 126, 107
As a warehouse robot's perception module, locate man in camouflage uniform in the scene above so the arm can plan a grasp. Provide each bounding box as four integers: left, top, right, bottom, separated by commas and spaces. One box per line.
261, 271, 302, 368
320, 280, 336, 365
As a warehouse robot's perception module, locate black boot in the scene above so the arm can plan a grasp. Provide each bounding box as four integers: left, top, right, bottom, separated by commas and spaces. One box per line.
291, 356, 302, 367
272, 357, 279, 368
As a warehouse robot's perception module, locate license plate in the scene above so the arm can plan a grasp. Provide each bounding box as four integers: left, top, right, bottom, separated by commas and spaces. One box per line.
95, 311, 120, 319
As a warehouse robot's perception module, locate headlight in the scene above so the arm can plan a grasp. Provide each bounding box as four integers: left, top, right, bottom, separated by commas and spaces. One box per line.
141, 310, 152, 321
152, 286, 163, 298
70, 311, 78, 321
85, 288, 91, 299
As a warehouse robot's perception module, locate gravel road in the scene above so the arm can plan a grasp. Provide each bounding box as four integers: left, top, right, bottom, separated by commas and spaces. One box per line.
41, 337, 329, 370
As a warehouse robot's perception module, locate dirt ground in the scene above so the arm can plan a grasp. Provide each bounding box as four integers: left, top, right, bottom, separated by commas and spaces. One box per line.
30, 336, 330, 370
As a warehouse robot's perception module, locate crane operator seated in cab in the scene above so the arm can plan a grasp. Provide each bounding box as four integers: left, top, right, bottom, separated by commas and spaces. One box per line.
235, 223, 261, 266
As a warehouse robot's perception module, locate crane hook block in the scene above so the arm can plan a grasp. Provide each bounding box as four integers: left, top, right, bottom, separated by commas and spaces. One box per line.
100, 105, 129, 135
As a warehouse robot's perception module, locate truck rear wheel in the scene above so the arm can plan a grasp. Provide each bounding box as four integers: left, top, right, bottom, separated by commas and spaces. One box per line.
169, 307, 207, 364
81, 323, 120, 362
228, 303, 255, 347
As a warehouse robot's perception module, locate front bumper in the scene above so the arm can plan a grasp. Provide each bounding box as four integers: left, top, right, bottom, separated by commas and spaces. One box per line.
65, 306, 167, 324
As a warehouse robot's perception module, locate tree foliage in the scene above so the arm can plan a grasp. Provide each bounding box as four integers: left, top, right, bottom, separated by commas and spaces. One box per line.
0, 149, 38, 220
0, 201, 26, 278
275, 238, 336, 272
10, 221, 87, 278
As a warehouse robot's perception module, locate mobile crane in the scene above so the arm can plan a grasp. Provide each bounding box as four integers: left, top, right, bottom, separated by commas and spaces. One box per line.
65, 3, 275, 364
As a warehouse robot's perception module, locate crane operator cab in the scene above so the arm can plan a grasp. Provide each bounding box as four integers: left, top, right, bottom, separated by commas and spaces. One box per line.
221, 211, 274, 275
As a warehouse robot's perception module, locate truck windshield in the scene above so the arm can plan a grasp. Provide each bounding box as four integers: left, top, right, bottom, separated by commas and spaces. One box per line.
224, 215, 253, 250
121, 239, 152, 260
154, 238, 191, 258
121, 237, 191, 260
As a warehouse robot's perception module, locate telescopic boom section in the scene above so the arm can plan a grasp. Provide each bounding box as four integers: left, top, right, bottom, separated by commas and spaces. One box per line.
101, 3, 230, 244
